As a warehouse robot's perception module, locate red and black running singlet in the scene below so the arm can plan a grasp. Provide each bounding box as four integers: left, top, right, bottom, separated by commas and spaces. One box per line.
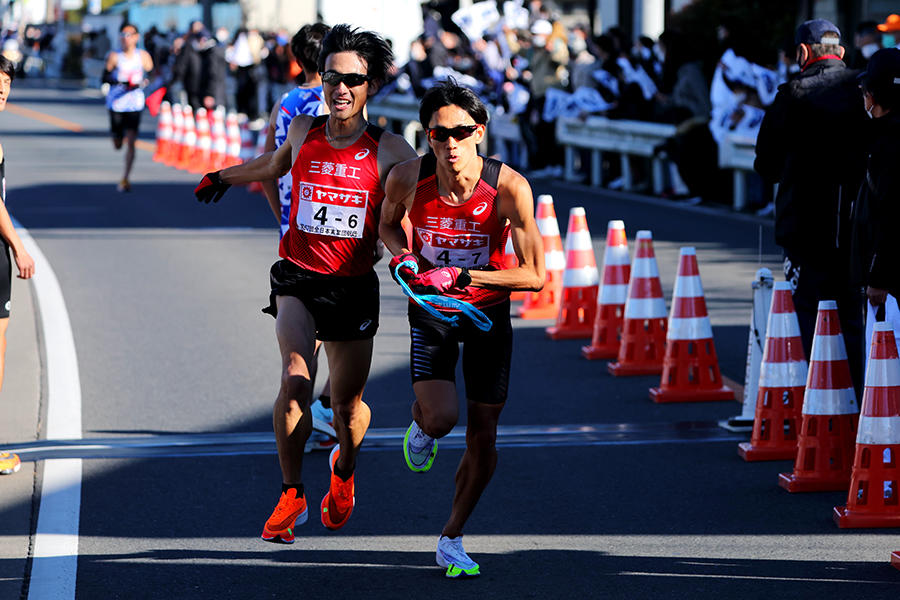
279, 115, 385, 276
409, 153, 510, 309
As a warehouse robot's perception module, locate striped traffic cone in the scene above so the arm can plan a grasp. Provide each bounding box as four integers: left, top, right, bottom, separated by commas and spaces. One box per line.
778, 301, 859, 492
225, 111, 243, 168
209, 107, 227, 171
546, 207, 599, 339
738, 281, 808, 461
239, 114, 256, 163
582, 220, 630, 360
650, 247, 733, 402
833, 321, 900, 527
519, 195, 564, 320
248, 126, 268, 193
190, 107, 212, 174
153, 101, 171, 163
164, 103, 184, 167
608, 230, 667, 376
177, 104, 197, 171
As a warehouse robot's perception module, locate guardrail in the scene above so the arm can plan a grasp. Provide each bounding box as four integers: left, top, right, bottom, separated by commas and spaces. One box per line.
718, 133, 758, 211
555, 116, 676, 193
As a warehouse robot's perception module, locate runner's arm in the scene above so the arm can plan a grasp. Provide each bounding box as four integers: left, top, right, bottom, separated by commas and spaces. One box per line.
218, 114, 310, 184
380, 157, 418, 257
260, 102, 281, 221
0, 202, 34, 280
141, 49, 154, 74
470, 166, 544, 291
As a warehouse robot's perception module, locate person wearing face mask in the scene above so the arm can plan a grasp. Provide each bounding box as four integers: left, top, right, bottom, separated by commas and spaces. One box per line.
852, 21, 883, 69
754, 19, 868, 402
850, 48, 900, 313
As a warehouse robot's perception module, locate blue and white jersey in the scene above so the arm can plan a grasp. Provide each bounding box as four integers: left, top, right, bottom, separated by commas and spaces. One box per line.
275, 85, 325, 237
106, 51, 146, 113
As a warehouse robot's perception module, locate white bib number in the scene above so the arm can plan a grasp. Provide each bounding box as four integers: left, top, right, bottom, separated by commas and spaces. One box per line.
297, 182, 367, 238
417, 229, 490, 268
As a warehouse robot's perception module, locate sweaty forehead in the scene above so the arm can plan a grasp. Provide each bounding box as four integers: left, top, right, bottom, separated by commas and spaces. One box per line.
324, 51, 368, 74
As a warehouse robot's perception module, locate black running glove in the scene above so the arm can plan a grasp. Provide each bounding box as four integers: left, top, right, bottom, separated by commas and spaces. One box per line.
194, 171, 231, 203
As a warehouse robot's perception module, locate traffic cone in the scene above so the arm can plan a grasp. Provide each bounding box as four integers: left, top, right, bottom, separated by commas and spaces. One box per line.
190, 107, 212, 174
164, 102, 184, 167
546, 207, 599, 339
519, 195, 564, 320
722, 268, 776, 431
153, 101, 171, 163
582, 220, 630, 360
608, 230, 667, 376
778, 301, 859, 492
833, 321, 900, 528
225, 111, 243, 168
649, 247, 734, 402
177, 104, 197, 171
210, 107, 227, 170
738, 281, 808, 461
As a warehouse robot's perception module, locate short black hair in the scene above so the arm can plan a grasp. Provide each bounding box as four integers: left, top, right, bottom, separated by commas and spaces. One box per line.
418, 79, 489, 128
119, 21, 138, 33
291, 23, 330, 74
318, 24, 393, 86
0, 54, 15, 82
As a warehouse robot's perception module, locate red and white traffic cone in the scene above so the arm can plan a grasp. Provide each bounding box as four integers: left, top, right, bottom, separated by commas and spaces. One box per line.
778, 300, 859, 492
738, 281, 808, 461
582, 220, 630, 360
546, 207, 599, 339
248, 126, 268, 193
177, 104, 197, 171
239, 114, 256, 164
834, 321, 900, 527
209, 106, 227, 171
164, 102, 183, 167
153, 101, 171, 163
190, 107, 212, 174
650, 247, 734, 402
608, 230, 667, 376
519, 195, 564, 320
225, 111, 242, 168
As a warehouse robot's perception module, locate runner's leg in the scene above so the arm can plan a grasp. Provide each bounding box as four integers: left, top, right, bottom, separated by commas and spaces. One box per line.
273, 295, 317, 484
441, 399, 504, 538
412, 380, 459, 438
122, 128, 138, 183
323, 338, 373, 474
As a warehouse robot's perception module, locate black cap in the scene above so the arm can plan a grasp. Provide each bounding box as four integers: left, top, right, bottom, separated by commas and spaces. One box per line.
795, 19, 841, 45
858, 48, 900, 95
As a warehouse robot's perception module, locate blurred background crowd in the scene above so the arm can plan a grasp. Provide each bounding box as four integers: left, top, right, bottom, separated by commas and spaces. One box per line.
1, 0, 898, 211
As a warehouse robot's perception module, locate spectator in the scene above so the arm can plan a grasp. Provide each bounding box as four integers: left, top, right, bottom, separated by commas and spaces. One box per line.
519, 19, 563, 176
754, 19, 867, 401
227, 27, 265, 119
851, 21, 881, 69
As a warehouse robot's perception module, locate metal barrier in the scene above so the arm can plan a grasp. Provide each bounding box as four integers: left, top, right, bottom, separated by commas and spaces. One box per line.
718, 134, 758, 211
555, 116, 676, 193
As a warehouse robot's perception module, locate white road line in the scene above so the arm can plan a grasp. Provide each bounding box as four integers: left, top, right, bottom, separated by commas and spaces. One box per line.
16, 220, 81, 600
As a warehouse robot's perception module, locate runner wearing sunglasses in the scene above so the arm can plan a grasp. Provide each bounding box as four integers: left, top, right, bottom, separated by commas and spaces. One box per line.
379, 79, 545, 578
194, 24, 416, 542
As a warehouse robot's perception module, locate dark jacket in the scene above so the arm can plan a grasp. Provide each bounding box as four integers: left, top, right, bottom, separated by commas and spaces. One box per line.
851, 111, 900, 296
754, 58, 867, 270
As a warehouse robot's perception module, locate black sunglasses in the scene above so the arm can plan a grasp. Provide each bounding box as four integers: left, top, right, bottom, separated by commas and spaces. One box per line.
321, 71, 370, 87
426, 124, 480, 142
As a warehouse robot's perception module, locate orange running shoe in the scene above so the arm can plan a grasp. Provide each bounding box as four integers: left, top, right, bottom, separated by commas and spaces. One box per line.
320, 446, 355, 530
0, 452, 21, 475
261, 488, 307, 544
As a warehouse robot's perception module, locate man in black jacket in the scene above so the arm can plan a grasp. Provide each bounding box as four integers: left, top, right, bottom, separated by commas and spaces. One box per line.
852, 49, 900, 307
754, 19, 867, 399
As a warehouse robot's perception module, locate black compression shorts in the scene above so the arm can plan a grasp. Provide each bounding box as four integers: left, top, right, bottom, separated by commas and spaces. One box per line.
109, 110, 142, 139
407, 299, 512, 405
263, 259, 379, 342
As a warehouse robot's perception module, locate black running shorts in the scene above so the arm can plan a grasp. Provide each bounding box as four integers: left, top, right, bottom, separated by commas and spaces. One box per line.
407, 299, 512, 405
109, 110, 142, 139
263, 259, 379, 342
0, 242, 10, 319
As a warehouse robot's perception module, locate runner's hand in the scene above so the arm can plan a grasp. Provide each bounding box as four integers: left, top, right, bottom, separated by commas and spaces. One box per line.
409, 267, 461, 295
194, 171, 231, 203
389, 252, 418, 283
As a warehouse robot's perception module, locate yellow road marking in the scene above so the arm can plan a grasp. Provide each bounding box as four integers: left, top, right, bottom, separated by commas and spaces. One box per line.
6, 103, 84, 132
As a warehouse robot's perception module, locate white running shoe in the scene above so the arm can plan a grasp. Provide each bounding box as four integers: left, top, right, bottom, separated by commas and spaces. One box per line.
403, 420, 437, 472
436, 535, 480, 578
305, 399, 336, 453
310, 398, 333, 426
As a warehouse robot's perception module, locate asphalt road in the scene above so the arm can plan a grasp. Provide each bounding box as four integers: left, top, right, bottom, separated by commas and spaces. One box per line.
1, 83, 898, 600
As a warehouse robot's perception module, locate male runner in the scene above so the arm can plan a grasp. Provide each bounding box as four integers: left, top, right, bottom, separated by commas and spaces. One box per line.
0, 54, 35, 475
259, 23, 335, 448
104, 22, 153, 192
194, 24, 416, 541
379, 80, 545, 577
